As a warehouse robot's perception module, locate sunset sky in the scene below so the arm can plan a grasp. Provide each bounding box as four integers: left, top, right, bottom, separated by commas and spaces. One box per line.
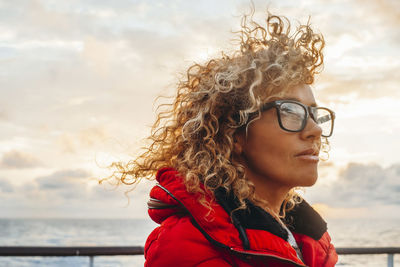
1, 0, 399, 219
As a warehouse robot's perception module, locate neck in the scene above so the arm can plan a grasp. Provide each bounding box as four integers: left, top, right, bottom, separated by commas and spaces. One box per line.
245, 168, 291, 219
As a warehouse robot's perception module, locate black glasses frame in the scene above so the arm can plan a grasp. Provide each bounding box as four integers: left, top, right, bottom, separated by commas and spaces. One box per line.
260, 100, 336, 137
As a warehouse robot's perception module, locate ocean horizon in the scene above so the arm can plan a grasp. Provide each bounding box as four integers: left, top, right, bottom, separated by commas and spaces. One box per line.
0, 217, 399, 266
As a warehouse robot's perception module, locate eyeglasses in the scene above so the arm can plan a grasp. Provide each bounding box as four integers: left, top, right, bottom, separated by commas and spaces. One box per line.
260, 100, 336, 137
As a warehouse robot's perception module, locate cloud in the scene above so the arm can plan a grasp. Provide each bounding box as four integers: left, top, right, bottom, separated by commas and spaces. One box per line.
316, 73, 400, 102
0, 150, 42, 169
294, 0, 400, 101
0, 178, 14, 193
0, 168, 110, 208
0, 167, 152, 218
0, 110, 7, 121
308, 162, 400, 208
1, 161, 400, 219
355, 0, 400, 25
0, 0, 73, 41
56, 127, 110, 153
36, 169, 91, 190
0, 0, 399, 220
26, 167, 136, 202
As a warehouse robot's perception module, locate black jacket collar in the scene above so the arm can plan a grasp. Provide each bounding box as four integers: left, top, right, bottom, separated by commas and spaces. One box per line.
214, 188, 327, 244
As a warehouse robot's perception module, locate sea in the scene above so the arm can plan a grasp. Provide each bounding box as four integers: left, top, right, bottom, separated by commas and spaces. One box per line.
0, 218, 399, 266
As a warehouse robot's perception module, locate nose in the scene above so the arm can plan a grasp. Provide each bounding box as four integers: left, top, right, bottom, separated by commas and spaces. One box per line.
300, 116, 322, 140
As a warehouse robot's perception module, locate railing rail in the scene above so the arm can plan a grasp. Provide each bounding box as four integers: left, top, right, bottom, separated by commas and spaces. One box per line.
336, 247, 400, 255
0, 246, 399, 267
336, 247, 399, 267
0, 246, 144, 257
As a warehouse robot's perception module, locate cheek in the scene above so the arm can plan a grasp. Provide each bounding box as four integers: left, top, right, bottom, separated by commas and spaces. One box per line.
244, 136, 293, 175
242, 116, 298, 180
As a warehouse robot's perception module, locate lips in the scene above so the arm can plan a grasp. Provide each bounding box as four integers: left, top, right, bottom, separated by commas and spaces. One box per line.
295, 148, 320, 162
295, 148, 318, 157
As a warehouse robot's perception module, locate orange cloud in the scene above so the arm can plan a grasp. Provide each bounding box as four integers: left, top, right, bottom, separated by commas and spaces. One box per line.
56, 127, 109, 153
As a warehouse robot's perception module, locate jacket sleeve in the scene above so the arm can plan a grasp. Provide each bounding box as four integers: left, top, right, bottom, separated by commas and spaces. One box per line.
294, 231, 338, 267
145, 216, 232, 267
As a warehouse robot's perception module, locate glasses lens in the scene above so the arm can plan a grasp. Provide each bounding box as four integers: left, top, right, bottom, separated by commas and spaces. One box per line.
279, 102, 306, 131
314, 108, 333, 137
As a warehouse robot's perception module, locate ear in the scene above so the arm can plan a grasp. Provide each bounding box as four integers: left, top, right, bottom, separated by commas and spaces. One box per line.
233, 131, 245, 156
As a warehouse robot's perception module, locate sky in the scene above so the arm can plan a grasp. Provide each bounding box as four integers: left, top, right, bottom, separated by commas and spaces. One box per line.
0, 0, 399, 219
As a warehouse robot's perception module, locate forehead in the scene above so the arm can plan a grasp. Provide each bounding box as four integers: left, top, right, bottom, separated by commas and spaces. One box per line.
280, 84, 317, 106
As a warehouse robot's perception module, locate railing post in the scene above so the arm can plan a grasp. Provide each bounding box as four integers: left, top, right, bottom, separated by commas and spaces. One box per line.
89, 256, 94, 267
388, 253, 394, 267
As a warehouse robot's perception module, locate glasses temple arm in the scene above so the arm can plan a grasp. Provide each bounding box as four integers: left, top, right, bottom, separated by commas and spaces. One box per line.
260, 102, 277, 112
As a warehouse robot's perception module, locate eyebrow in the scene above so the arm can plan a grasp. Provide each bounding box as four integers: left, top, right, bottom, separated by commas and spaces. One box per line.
283, 97, 318, 107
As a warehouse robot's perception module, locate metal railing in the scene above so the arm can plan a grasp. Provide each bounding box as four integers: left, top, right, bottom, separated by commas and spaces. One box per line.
0, 246, 143, 267
0, 246, 399, 266
336, 247, 400, 267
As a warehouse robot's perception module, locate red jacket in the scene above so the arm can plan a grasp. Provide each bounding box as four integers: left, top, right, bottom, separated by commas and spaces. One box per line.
144, 168, 338, 266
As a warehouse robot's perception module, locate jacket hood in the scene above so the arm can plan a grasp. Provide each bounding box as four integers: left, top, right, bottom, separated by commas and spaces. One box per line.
147, 167, 329, 266
148, 167, 240, 247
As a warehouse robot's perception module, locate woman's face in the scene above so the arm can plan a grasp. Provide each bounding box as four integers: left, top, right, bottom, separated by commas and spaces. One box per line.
237, 84, 322, 189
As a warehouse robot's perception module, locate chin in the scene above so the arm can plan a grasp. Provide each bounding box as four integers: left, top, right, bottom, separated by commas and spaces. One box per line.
297, 165, 319, 187
304, 178, 318, 187
302, 174, 318, 187
294, 170, 318, 187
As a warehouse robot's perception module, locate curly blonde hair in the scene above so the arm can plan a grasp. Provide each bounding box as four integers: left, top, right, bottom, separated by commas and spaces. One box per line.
107, 12, 325, 219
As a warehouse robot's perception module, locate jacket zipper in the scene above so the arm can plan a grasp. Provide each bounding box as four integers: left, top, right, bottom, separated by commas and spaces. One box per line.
230, 248, 307, 267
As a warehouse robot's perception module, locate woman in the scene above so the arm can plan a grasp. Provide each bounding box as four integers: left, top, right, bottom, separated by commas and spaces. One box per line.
114, 13, 338, 266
